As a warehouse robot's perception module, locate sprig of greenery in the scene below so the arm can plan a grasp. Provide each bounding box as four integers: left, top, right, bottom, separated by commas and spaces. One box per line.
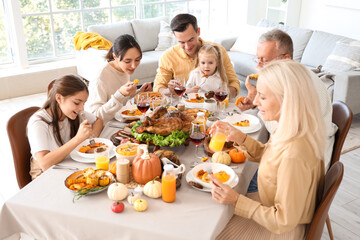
72, 186, 107, 203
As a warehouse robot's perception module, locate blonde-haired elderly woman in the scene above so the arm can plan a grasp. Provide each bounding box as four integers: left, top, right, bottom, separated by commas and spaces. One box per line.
211, 59, 325, 239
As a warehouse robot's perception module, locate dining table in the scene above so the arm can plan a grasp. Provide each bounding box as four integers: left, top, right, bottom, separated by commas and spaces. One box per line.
0, 103, 269, 240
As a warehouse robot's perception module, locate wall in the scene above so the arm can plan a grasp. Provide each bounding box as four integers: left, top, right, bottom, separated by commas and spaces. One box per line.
299, 0, 360, 40
0, 61, 77, 100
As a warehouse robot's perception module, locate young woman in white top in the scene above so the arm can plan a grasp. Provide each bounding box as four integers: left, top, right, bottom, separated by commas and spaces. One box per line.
186, 43, 228, 93
27, 75, 103, 179
88, 34, 152, 123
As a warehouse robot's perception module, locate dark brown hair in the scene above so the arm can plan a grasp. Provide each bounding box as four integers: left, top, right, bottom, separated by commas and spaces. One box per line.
170, 13, 198, 33
42, 75, 88, 146
259, 29, 294, 59
105, 34, 142, 62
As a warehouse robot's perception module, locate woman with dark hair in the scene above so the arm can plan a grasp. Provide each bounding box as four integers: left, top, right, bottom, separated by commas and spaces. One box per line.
27, 75, 103, 179
88, 34, 152, 123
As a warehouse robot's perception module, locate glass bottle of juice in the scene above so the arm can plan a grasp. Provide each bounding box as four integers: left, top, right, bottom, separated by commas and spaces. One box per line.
195, 112, 206, 132
162, 164, 176, 203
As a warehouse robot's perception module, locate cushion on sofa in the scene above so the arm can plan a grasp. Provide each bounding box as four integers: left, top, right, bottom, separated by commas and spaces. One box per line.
131, 16, 168, 52
230, 25, 272, 55
88, 21, 134, 43
131, 51, 164, 81
227, 51, 257, 79
323, 41, 360, 74
301, 31, 354, 68
155, 21, 177, 51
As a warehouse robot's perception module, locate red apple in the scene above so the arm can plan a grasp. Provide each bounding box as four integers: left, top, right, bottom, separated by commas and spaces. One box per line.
111, 201, 124, 213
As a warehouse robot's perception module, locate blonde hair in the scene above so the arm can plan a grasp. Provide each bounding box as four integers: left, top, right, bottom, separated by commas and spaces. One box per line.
258, 59, 325, 160
196, 43, 228, 84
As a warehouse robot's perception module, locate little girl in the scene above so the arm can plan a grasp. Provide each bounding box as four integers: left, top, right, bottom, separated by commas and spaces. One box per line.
186, 43, 228, 93
27, 75, 103, 179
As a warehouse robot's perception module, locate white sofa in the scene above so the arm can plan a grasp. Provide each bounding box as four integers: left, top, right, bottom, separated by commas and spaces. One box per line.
215, 20, 360, 114
76, 16, 170, 85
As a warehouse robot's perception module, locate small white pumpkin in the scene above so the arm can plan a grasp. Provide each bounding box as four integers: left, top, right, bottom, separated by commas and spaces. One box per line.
143, 178, 162, 198
107, 182, 128, 201
212, 151, 231, 165
127, 192, 141, 205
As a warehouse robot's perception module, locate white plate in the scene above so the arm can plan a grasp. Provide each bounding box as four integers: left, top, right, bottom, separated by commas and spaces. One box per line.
72, 138, 115, 160
70, 148, 116, 163
186, 170, 239, 192
183, 93, 205, 109
223, 113, 261, 134
191, 162, 236, 189
115, 105, 143, 121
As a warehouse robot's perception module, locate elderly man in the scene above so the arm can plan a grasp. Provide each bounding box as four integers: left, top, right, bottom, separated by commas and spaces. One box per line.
240, 29, 337, 193
153, 13, 240, 99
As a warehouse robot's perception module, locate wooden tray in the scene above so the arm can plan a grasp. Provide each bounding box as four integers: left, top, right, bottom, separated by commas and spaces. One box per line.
203, 136, 236, 157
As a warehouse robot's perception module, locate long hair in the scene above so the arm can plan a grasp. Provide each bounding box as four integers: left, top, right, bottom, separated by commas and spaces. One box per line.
258, 59, 325, 159
105, 34, 142, 62
42, 75, 88, 146
196, 43, 228, 84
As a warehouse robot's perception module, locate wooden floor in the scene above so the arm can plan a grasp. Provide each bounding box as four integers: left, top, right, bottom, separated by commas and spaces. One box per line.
1, 93, 359, 239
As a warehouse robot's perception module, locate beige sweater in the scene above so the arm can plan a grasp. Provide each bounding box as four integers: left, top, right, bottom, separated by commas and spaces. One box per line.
235, 136, 324, 234
87, 62, 130, 123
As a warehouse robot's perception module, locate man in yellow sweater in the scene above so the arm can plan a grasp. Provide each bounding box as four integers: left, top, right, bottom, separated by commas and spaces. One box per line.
153, 13, 240, 99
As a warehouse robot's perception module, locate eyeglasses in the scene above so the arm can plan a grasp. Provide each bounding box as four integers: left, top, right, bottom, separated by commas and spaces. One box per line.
253, 54, 287, 65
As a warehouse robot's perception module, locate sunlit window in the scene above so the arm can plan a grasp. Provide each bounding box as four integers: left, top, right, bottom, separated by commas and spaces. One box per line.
0, 0, 13, 65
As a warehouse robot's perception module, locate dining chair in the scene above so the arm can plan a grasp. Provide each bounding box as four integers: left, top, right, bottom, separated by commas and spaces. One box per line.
305, 161, 344, 240
324, 101, 353, 239
7, 106, 40, 189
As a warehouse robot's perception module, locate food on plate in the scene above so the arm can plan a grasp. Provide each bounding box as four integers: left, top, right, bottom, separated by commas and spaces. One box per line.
132, 145, 162, 185
120, 138, 141, 145
181, 108, 209, 120
121, 109, 142, 116
233, 120, 250, 127
66, 168, 113, 192
185, 93, 205, 103
111, 201, 125, 213
249, 74, 258, 80
133, 79, 139, 84
135, 92, 164, 108
235, 96, 245, 105
188, 181, 203, 189
116, 143, 138, 156
78, 142, 108, 154
131, 106, 193, 147
212, 151, 231, 165
229, 148, 246, 163
143, 177, 162, 199
107, 182, 128, 201
149, 106, 168, 119
133, 199, 148, 212
196, 169, 230, 183
204, 91, 215, 99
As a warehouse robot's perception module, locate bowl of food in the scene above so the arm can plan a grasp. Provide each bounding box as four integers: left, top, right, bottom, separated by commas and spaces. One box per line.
115, 142, 139, 163
184, 93, 205, 109
191, 162, 235, 189
76, 138, 114, 159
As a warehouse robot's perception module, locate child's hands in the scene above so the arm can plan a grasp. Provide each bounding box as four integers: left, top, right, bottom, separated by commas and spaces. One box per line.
186, 86, 200, 93
119, 81, 137, 96
75, 120, 92, 142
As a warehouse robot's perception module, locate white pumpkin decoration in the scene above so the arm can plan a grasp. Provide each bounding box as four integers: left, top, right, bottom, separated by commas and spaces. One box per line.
107, 183, 128, 201
212, 151, 231, 165
127, 193, 141, 205
143, 178, 162, 198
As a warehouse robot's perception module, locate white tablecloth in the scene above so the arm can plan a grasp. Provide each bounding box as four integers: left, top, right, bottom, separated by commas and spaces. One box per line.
0, 107, 268, 240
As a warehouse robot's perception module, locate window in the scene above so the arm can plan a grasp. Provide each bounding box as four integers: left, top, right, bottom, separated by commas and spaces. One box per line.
0, 0, 13, 65
3, 0, 235, 67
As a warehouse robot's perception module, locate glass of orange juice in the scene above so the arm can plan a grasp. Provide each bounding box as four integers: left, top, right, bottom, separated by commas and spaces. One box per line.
95, 147, 110, 170
209, 123, 230, 152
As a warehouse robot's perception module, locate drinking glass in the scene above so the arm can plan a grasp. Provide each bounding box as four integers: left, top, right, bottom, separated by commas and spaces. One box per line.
95, 146, 110, 170
135, 92, 150, 120
190, 121, 206, 163
208, 123, 230, 153
215, 83, 229, 119
173, 78, 186, 106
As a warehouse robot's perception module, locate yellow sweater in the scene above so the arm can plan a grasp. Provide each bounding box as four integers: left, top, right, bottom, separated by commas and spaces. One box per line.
73, 31, 113, 51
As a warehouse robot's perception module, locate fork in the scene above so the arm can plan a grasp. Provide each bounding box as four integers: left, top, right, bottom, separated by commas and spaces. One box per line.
53, 164, 80, 171
79, 112, 96, 145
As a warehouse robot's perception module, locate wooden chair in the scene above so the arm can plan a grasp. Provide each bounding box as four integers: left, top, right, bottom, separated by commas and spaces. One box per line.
305, 161, 344, 240
324, 101, 353, 239
7, 106, 40, 189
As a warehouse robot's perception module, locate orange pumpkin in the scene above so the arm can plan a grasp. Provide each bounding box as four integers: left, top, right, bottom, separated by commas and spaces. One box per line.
110, 162, 116, 175
132, 145, 162, 185
229, 149, 246, 163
